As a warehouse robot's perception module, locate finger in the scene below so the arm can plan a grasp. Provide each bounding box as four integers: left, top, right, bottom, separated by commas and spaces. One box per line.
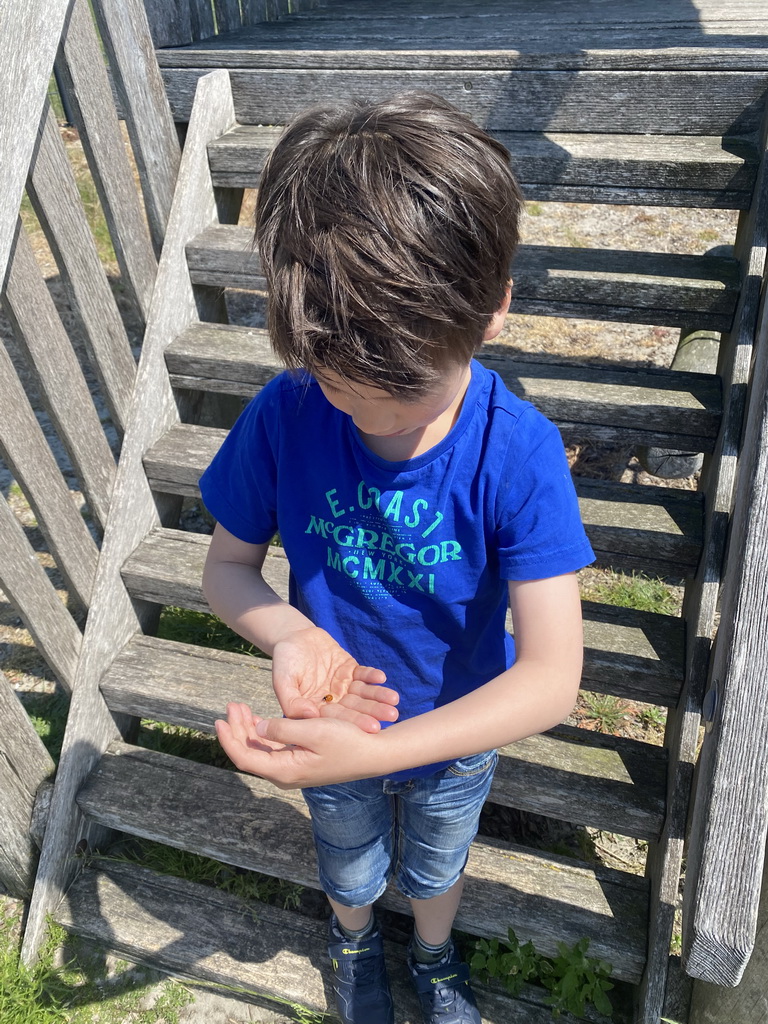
347, 680, 400, 706
255, 715, 334, 749
332, 692, 399, 723
352, 665, 388, 686
280, 695, 322, 720
224, 702, 253, 744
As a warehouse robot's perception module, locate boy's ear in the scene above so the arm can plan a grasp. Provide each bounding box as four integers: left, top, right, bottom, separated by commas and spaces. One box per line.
482, 280, 512, 342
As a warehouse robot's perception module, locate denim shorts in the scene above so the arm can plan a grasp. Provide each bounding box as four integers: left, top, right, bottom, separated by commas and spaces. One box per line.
302, 749, 498, 907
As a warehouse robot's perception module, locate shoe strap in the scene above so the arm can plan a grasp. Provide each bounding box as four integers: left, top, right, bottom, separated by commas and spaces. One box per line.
412, 960, 471, 994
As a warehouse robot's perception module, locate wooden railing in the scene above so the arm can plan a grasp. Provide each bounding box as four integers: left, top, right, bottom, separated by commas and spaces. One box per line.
0, 0, 179, 896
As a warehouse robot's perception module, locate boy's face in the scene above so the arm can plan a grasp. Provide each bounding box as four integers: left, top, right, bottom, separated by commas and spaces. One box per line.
315, 363, 472, 443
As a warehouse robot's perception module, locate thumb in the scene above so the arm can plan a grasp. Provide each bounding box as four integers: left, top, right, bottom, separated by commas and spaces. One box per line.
255, 716, 320, 748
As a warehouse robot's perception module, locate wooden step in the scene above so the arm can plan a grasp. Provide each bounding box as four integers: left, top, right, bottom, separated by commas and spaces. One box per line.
99, 633, 668, 841
160, 66, 768, 140
207, 124, 758, 209
165, 321, 723, 453
75, 741, 650, 983
185, 224, 741, 330
55, 859, 615, 1024
144, 421, 704, 577
120, 528, 685, 707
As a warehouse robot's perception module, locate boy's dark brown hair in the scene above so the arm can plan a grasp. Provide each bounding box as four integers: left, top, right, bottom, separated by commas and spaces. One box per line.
255, 92, 523, 397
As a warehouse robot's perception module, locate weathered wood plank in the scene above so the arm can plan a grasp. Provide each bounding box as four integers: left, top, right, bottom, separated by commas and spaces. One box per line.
163, 323, 722, 450
21, 70, 237, 964
189, 0, 215, 43
91, 0, 182, 252
214, 0, 243, 35
144, 420, 704, 574
689, 834, 768, 1022
207, 124, 758, 207
27, 104, 136, 435
3, 223, 117, 533
56, 859, 593, 1024
682, 262, 768, 985
57, 0, 158, 323
162, 68, 768, 136
99, 633, 667, 840
0, 671, 56, 897
185, 224, 741, 330
77, 741, 649, 980
0, 331, 99, 609
0, 0, 72, 285
142, 0, 193, 47
0, 499, 82, 692
120, 528, 685, 705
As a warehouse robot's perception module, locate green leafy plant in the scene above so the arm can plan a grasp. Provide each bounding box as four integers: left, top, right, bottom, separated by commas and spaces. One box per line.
542, 938, 613, 1018
470, 928, 613, 1019
470, 929, 541, 996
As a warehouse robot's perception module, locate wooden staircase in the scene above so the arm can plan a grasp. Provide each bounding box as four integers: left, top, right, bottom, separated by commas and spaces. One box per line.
23, 3, 768, 1022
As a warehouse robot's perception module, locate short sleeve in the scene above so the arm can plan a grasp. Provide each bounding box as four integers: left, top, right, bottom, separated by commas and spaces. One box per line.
496, 412, 595, 581
198, 376, 282, 544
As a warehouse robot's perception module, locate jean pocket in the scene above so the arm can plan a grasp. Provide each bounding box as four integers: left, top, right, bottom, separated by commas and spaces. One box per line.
446, 749, 498, 777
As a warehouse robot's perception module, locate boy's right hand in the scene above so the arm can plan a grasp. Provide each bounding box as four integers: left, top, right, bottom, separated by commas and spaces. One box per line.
271, 626, 399, 733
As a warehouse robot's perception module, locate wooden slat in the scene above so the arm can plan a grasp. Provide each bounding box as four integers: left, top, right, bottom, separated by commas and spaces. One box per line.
141, 0, 193, 47
91, 0, 182, 252
56, 859, 593, 1024
121, 528, 685, 706
185, 224, 741, 330
0, 671, 56, 897
56, 0, 158, 324
0, 0, 72, 284
27, 104, 137, 434
100, 633, 668, 840
76, 740, 650, 981
144, 420, 704, 576
207, 124, 758, 208
189, 0, 216, 43
21, 70, 237, 965
161, 68, 768, 136
3, 223, 117, 532
0, 334, 99, 610
214, 0, 243, 35
0, 499, 82, 691
164, 321, 722, 452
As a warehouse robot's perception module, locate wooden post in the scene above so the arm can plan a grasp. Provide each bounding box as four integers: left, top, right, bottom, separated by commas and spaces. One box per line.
689, 839, 768, 1023
0, 671, 55, 898
681, 264, 768, 983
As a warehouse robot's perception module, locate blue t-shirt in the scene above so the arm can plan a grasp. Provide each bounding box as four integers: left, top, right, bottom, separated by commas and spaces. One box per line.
199, 360, 595, 778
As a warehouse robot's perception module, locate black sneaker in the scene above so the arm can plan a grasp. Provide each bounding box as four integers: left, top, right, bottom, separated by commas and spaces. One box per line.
407, 941, 482, 1024
327, 914, 394, 1024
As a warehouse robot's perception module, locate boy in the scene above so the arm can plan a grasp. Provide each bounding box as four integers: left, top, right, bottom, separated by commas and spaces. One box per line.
200, 92, 594, 1024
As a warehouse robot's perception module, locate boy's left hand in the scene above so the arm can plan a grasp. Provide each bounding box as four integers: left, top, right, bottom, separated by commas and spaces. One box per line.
271, 625, 399, 732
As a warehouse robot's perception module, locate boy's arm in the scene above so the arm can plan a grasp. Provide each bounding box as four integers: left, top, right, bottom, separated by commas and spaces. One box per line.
202, 523, 399, 731
216, 572, 583, 787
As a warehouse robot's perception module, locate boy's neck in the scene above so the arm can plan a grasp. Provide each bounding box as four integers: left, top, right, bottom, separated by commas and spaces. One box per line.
359, 366, 472, 462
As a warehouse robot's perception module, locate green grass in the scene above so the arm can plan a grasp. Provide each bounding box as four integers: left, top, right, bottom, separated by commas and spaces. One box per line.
587, 570, 679, 615
157, 606, 263, 657
581, 693, 630, 734
0, 904, 194, 1024
96, 839, 303, 912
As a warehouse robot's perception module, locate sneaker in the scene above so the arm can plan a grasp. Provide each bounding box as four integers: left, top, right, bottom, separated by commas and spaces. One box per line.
327, 914, 394, 1024
408, 941, 482, 1024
